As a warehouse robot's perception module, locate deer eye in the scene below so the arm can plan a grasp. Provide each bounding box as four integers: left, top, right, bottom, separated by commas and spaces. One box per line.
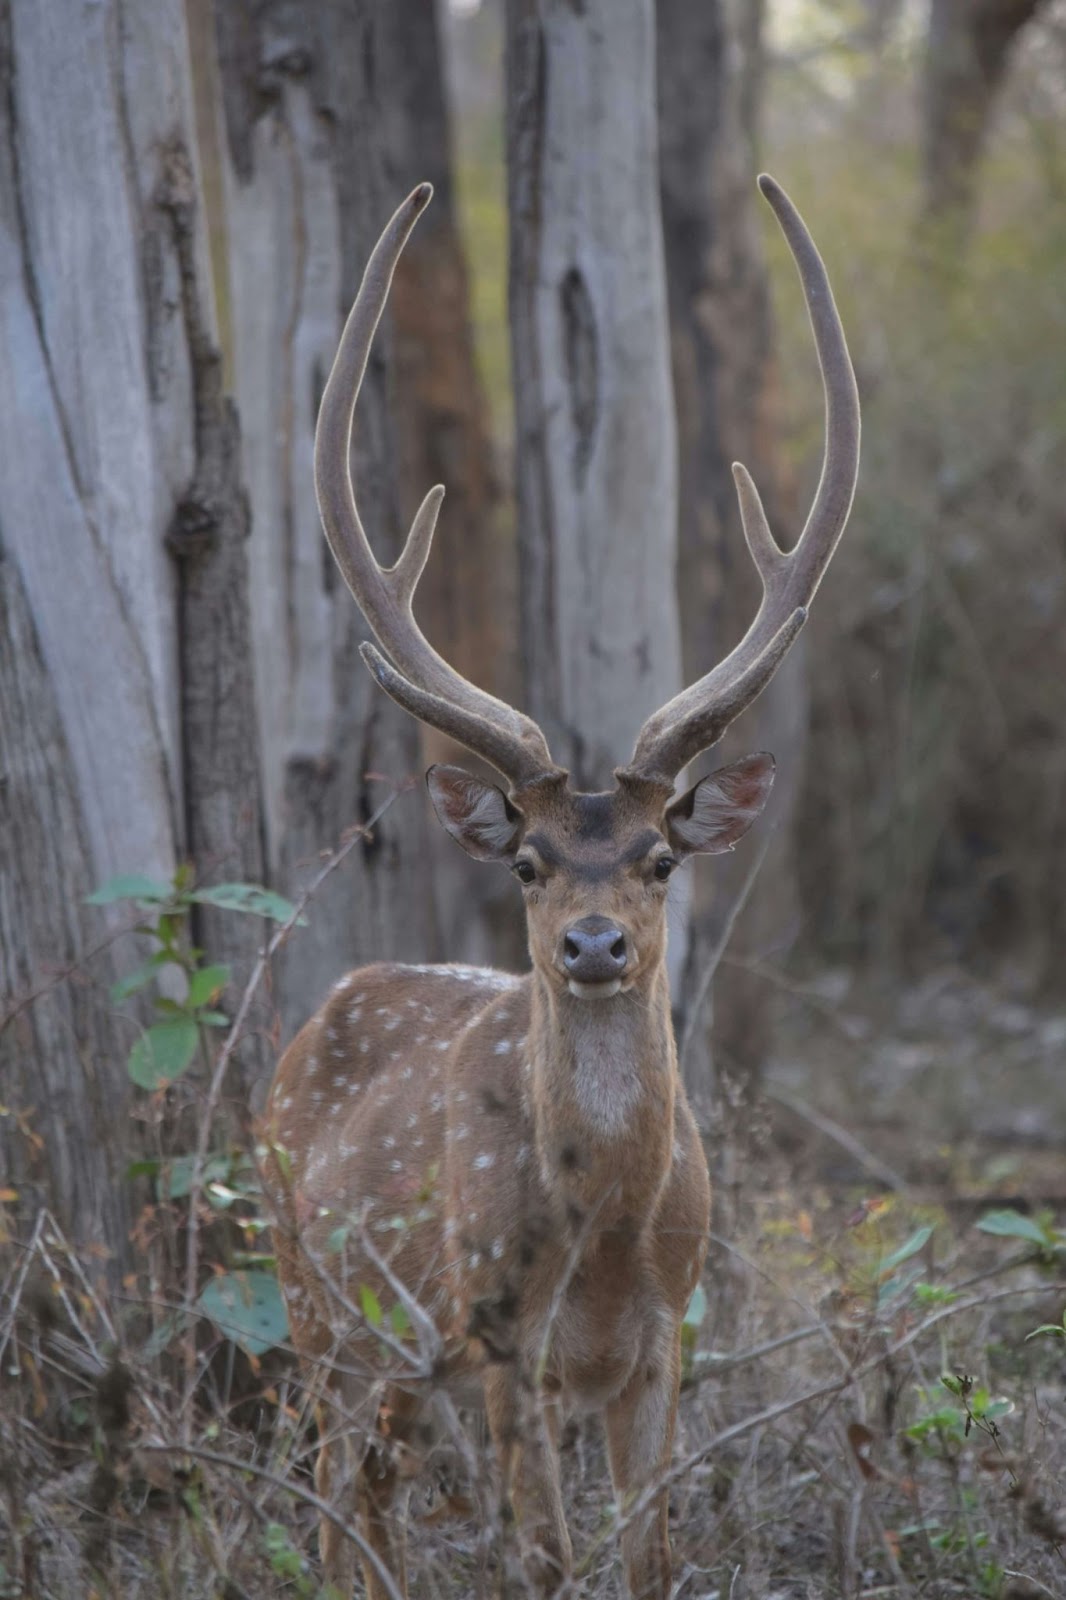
654, 856, 677, 882
514, 860, 536, 885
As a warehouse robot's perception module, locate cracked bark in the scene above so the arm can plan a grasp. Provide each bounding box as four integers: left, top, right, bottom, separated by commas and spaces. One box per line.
215, 0, 438, 1037
0, 0, 265, 1262
505, 0, 682, 796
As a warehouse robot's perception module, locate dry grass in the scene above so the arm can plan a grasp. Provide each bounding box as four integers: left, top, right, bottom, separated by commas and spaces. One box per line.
3, 1073, 1065, 1600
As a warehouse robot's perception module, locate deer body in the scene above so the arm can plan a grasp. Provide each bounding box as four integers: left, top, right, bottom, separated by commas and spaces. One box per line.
262, 177, 859, 1597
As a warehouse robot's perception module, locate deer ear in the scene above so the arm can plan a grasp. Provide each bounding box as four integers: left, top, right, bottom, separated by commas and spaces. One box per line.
665, 753, 775, 856
426, 765, 522, 862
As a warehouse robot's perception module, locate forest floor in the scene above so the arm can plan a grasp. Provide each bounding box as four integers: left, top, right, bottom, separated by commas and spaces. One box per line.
2, 965, 1064, 1599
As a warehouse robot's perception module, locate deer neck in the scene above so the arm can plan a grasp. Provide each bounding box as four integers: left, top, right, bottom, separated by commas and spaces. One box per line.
527, 965, 676, 1231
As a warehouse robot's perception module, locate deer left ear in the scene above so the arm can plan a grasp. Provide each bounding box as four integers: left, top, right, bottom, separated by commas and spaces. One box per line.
665, 753, 776, 856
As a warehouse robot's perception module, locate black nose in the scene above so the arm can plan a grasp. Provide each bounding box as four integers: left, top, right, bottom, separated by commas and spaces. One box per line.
563, 915, 628, 982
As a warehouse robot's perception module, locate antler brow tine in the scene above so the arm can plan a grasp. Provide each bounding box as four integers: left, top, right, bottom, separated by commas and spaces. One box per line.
315, 184, 559, 789
624, 174, 860, 786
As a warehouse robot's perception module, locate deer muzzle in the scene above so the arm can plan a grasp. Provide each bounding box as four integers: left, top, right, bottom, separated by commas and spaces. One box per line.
562, 916, 628, 998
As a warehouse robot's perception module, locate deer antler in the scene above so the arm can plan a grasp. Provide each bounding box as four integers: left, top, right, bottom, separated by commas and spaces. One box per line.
315, 183, 560, 790
624, 175, 861, 786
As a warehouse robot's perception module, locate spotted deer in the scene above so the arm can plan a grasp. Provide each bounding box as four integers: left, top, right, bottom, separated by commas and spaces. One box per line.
263, 175, 859, 1599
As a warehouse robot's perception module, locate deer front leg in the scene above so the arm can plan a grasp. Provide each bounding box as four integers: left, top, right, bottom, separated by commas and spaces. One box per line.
604, 1323, 682, 1600
316, 1378, 416, 1600
483, 1365, 571, 1594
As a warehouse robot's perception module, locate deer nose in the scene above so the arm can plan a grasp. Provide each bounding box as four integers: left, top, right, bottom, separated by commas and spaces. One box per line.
562, 916, 628, 983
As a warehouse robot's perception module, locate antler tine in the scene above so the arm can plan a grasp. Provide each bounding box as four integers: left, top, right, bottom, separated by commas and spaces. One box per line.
625, 175, 860, 786
315, 184, 559, 788
361, 645, 550, 789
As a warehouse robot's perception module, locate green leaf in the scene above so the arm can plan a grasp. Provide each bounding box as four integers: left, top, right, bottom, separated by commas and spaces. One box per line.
880, 1225, 933, 1275
197, 1010, 230, 1027
190, 883, 303, 924
1025, 1321, 1066, 1341
914, 1283, 959, 1307
980, 1397, 1013, 1421
187, 964, 231, 1008
126, 1158, 162, 1182
128, 1017, 199, 1089
110, 956, 168, 1004
390, 1302, 411, 1337
87, 873, 172, 906
359, 1284, 383, 1327
975, 1209, 1049, 1246
199, 1270, 288, 1357
683, 1282, 707, 1329
160, 1153, 230, 1200
326, 1226, 350, 1255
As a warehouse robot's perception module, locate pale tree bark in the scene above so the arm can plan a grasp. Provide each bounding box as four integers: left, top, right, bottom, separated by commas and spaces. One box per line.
657, 0, 804, 1120
920, 0, 1049, 263
214, 0, 439, 1040
0, 0, 265, 1263
377, 0, 523, 970
505, 0, 682, 804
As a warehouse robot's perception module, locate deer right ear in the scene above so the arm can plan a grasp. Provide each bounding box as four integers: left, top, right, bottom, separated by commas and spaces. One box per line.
426, 765, 523, 862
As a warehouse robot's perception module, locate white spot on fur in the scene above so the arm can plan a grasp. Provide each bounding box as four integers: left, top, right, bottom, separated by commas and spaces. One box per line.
493, 1039, 512, 1056
473, 1151, 495, 1170
491, 1237, 504, 1260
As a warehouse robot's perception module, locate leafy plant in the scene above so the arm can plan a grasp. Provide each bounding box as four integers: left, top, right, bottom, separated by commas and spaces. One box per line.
89, 867, 298, 1089
976, 1208, 1065, 1261
199, 1269, 288, 1358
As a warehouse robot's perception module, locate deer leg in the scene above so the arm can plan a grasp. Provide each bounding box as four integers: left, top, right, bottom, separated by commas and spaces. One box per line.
484, 1366, 571, 1594
314, 1388, 362, 1595
604, 1325, 682, 1600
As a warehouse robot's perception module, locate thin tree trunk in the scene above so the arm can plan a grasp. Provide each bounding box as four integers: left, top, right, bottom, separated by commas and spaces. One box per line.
657, 0, 803, 1119
0, 0, 265, 1262
919, 0, 1047, 264
505, 0, 682, 801
378, 0, 522, 970
215, 0, 439, 1041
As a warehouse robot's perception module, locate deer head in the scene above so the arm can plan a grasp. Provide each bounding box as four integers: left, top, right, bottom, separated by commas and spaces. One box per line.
315, 178, 859, 995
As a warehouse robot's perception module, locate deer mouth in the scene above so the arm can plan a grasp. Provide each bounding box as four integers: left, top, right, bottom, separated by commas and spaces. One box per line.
567, 978, 623, 1000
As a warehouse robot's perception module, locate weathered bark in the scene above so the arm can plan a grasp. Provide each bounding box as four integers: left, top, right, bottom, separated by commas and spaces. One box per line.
215, 0, 439, 1040
657, 0, 803, 1116
378, 0, 522, 970
505, 0, 682, 795
0, 0, 265, 1260
920, 0, 1047, 262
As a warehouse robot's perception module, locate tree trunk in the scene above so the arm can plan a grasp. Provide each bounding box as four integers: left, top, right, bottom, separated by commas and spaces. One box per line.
505, 0, 682, 797
377, 0, 522, 971
0, 0, 265, 1263
920, 0, 1047, 263
214, 0, 439, 1042
656, 0, 804, 1122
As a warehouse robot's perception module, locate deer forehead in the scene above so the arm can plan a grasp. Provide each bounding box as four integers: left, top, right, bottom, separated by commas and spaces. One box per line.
517, 786, 670, 873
